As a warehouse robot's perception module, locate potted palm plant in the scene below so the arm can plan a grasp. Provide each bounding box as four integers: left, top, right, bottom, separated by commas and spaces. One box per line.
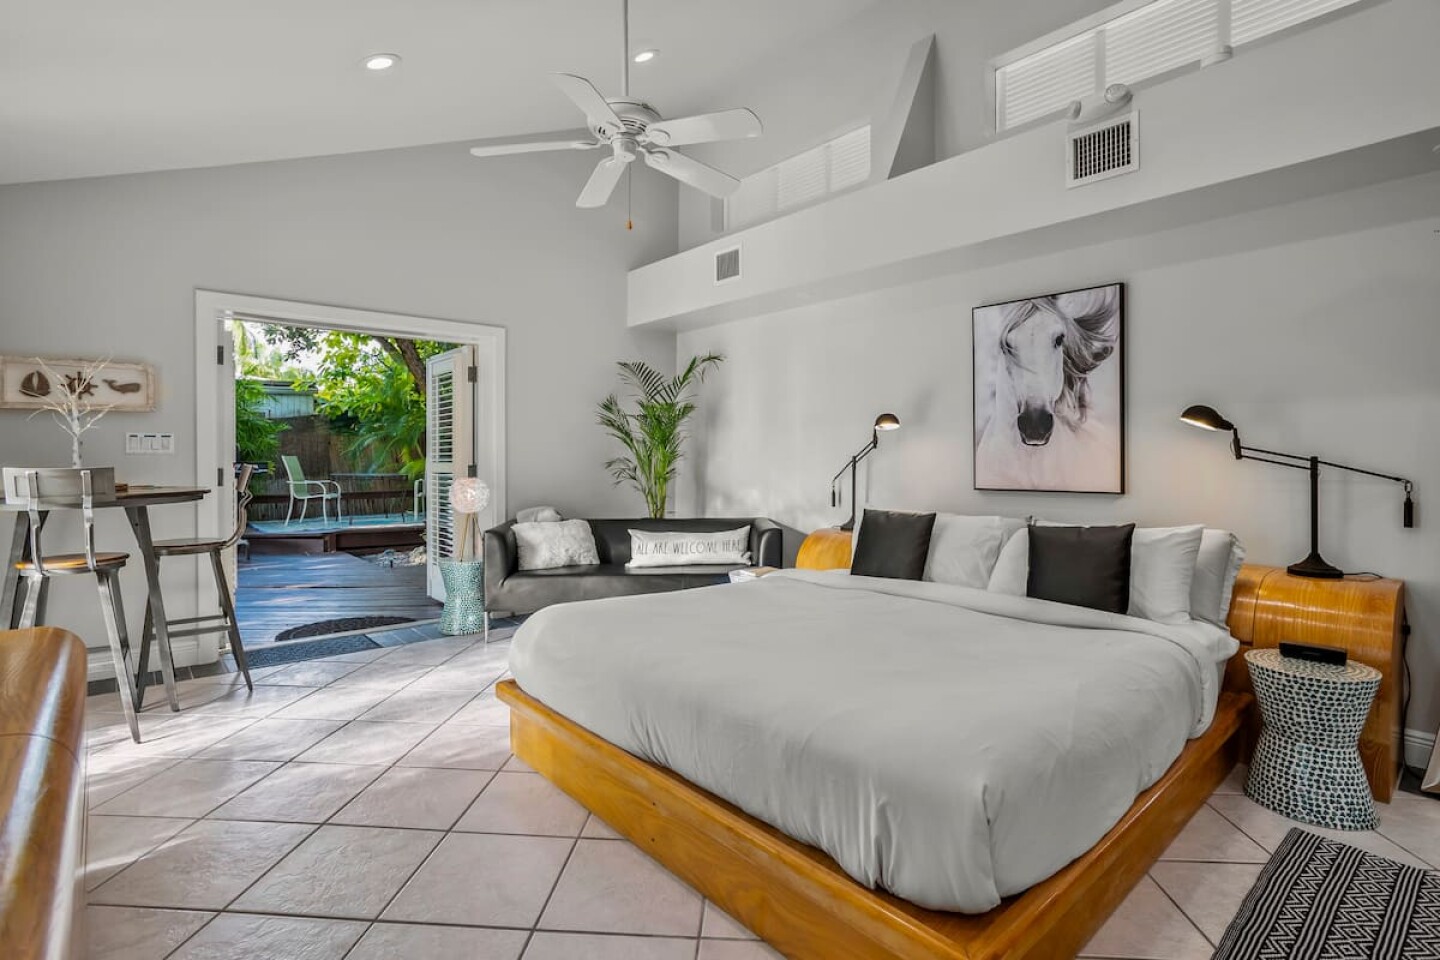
597, 353, 723, 518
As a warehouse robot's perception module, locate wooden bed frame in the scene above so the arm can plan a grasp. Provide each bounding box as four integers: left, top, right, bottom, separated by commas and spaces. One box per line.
497, 528, 1405, 959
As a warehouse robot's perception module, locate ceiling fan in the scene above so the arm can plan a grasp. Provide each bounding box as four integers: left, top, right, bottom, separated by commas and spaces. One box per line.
467, 0, 762, 209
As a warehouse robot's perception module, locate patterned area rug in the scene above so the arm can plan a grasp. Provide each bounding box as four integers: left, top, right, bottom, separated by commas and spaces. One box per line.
275, 616, 415, 641
1214, 828, 1440, 959
245, 635, 382, 668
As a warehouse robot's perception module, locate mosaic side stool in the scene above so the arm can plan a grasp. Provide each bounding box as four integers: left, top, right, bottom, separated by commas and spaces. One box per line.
438, 558, 488, 641
1244, 648, 1381, 830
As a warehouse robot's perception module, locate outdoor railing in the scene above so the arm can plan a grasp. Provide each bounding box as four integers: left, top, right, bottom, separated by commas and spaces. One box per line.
245, 471, 420, 523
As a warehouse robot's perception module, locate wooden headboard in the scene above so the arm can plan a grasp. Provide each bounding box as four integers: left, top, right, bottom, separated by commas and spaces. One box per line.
794, 528, 1405, 801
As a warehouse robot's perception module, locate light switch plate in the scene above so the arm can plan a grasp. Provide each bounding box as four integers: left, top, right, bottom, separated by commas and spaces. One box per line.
125, 432, 175, 455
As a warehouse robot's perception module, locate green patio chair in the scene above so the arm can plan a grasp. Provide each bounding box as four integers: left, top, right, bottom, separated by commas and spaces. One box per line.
281, 455, 343, 525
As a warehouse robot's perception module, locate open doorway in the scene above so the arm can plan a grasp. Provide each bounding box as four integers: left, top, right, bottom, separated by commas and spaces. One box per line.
194, 292, 505, 661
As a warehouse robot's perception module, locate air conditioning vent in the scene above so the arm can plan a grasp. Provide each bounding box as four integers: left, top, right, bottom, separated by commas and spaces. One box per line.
714, 246, 741, 284
1067, 112, 1139, 187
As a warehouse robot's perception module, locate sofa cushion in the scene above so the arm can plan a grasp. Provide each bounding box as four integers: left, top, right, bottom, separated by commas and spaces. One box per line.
492, 564, 738, 611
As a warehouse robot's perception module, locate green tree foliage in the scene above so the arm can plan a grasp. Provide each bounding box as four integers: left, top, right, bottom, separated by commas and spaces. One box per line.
234, 378, 287, 468
597, 353, 723, 518
236, 324, 454, 482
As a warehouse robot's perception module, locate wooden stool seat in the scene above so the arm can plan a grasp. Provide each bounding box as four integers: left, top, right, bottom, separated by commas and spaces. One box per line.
16, 552, 129, 572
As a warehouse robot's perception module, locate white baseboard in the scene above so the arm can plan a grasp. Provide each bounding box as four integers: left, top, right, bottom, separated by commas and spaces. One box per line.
86, 638, 206, 682
1405, 726, 1437, 771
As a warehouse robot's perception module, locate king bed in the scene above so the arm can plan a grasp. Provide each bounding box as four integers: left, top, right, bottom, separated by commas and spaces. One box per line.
511, 569, 1235, 913
497, 525, 1400, 959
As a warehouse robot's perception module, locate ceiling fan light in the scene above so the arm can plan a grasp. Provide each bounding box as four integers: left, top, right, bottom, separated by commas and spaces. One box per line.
363, 53, 400, 71
633, 49, 658, 63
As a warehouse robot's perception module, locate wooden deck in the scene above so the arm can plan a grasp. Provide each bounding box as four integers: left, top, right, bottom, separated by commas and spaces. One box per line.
236, 553, 442, 646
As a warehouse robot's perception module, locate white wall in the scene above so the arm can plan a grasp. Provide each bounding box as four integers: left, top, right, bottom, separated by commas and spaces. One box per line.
676, 0, 1117, 248
0, 142, 678, 667
678, 171, 1440, 735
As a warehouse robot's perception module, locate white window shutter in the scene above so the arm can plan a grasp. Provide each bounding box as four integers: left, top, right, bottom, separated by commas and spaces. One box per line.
997, 33, 1098, 130
828, 126, 872, 191
1104, 0, 1220, 86
1232, 0, 1362, 44
777, 145, 829, 211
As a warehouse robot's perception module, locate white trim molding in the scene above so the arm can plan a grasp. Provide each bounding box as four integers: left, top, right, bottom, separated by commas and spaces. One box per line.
1404, 726, 1437, 772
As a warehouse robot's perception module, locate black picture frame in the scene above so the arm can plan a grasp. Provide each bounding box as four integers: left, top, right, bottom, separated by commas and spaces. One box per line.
971, 282, 1126, 494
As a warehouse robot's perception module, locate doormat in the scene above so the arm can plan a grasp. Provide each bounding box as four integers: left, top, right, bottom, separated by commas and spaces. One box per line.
245, 634, 382, 669
1213, 828, 1440, 959
274, 616, 415, 641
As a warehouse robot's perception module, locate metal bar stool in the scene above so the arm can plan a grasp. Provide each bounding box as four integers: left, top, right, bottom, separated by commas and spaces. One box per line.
136, 465, 256, 706
13, 468, 176, 742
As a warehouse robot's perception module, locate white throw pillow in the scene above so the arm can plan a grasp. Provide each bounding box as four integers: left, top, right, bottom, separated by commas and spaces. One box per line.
513, 519, 599, 570
1190, 529, 1247, 627
924, 514, 1027, 589
1127, 525, 1205, 624
627, 527, 751, 568
515, 505, 562, 523
986, 527, 1030, 596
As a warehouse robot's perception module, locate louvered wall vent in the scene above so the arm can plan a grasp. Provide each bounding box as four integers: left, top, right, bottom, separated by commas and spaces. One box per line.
1066, 112, 1139, 187
714, 246, 741, 284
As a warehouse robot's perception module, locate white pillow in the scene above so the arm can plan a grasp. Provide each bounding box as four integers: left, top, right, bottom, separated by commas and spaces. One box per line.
1127, 525, 1205, 624
986, 528, 1030, 596
627, 526, 751, 568
1190, 529, 1246, 627
515, 505, 562, 523
924, 514, 1026, 589
513, 519, 599, 570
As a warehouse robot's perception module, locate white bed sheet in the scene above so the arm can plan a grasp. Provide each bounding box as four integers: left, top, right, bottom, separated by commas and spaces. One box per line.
509, 569, 1238, 913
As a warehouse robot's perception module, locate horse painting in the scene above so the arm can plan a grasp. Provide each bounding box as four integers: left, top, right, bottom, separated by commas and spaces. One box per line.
973, 284, 1123, 493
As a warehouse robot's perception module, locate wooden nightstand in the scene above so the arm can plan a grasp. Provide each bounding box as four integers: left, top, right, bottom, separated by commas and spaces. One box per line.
796, 528, 852, 571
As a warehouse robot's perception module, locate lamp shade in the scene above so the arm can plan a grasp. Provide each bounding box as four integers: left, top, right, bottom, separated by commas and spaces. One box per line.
874, 413, 901, 431
1179, 405, 1234, 432
450, 477, 490, 514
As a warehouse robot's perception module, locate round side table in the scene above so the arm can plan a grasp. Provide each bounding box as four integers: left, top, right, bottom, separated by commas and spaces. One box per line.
1244, 648, 1381, 830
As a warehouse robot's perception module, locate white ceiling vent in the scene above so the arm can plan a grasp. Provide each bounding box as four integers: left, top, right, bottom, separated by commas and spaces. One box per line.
714, 245, 741, 284
1066, 111, 1139, 187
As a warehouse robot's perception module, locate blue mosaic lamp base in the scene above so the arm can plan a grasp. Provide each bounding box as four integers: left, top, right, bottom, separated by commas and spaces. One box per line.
439, 558, 486, 637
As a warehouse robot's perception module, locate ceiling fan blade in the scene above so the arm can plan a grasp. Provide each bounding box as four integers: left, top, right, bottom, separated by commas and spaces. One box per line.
642, 149, 740, 199
553, 74, 624, 134
643, 108, 762, 147
576, 156, 627, 208
469, 129, 601, 157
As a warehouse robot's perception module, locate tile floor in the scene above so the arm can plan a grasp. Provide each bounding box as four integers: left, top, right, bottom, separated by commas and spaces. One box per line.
82, 627, 1440, 960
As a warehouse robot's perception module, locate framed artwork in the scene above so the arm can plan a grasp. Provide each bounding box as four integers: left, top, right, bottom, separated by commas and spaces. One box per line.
973, 282, 1124, 494
0, 355, 156, 412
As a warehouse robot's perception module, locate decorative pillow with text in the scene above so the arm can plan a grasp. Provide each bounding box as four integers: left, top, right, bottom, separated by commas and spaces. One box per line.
626, 527, 752, 568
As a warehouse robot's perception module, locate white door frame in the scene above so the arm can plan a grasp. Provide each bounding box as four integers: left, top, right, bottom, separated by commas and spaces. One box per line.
193, 291, 506, 642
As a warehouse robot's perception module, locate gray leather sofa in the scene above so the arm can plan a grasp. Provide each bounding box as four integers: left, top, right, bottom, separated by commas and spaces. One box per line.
483, 517, 783, 617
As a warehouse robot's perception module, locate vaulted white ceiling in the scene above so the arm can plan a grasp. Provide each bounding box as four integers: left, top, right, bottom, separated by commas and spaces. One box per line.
0, 0, 879, 185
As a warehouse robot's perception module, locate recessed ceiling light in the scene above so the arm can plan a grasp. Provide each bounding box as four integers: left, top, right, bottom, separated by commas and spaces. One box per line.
363, 53, 401, 71
632, 49, 658, 63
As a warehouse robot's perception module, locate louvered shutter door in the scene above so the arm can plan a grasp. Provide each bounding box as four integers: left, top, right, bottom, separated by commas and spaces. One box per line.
1104, 0, 1220, 85
425, 345, 476, 601
1232, 0, 1361, 44
997, 33, 1098, 130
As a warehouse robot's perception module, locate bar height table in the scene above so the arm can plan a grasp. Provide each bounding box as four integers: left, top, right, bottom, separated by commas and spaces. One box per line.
2, 485, 210, 710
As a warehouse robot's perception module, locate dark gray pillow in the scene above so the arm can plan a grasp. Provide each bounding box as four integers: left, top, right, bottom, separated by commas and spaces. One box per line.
851, 510, 937, 581
1026, 523, 1136, 613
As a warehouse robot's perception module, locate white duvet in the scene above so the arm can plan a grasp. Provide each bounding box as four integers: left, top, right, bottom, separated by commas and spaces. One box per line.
509, 570, 1238, 913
